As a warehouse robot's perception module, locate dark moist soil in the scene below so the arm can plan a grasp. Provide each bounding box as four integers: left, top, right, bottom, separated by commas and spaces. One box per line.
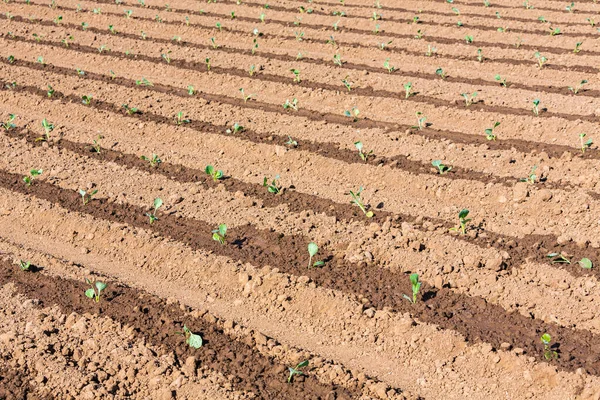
0, 259, 355, 400
3, 48, 600, 162
1, 169, 600, 376
0, 364, 38, 400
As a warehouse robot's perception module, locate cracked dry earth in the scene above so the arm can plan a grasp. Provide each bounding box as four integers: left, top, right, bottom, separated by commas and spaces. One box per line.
1, 0, 600, 398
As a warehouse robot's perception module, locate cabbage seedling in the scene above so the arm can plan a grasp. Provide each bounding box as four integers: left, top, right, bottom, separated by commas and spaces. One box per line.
1, 114, 16, 131
540, 333, 558, 360
344, 107, 360, 122
568, 80, 587, 94
141, 154, 162, 167
402, 273, 421, 304
81, 95, 92, 105
354, 141, 373, 162
579, 258, 593, 269
341, 77, 352, 92
18, 260, 31, 271
283, 98, 298, 111
349, 187, 373, 218
205, 165, 223, 181
23, 169, 43, 186
413, 111, 426, 130
449, 209, 471, 234
461, 92, 477, 107
288, 360, 308, 383
177, 325, 203, 348
78, 189, 98, 205
307, 242, 324, 268
263, 175, 281, 194
579, 133, 593, 153
477, 48, 484, 62
333, 54, 343, 66
290, 69, 301, 83
565, 2, 574, 12
47, 85, 55, 97
285, 136, 298, 147
495, 74, 507, 87
85, 278, 107, 302
547, 252, 571, 264
175, 112, 191, 125
573, 42, 583, 53
135, 77, 153, 86
534, 52, 547, 69
404, 82, 413, 99
532, 99, 540, 116
432, 160, 452, 174
383, 58, 396, 73
240, 88, 254, 103
205, 58, 211, 71
212, 224, 227, 245
146, 198, 163, 224
122, 104, 139, 115
426, 45, 437, 57
36, 118, 54, 142
485, 122, 501, 141
187, 85, 195, 95
226, 123, 244, 134
465, 35, 473, 44
549, 27, 561, 36
435, 68, 447, 79
519, 165, 537, 184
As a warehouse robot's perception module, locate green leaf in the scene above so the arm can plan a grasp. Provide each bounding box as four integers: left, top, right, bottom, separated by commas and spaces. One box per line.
308, 242, 318, 257
85, 288, 95, 299
153, 197, 163, 209
541, 333, 551, 344
296, 360, 309, 369
354, 141, 363, 151
205, 165, 214, 175
30, 169, 43, 176
409, 273, 419, 286
187, 332, 203, 348
95, 281, 107, 292
313, 260, 325, 267
579, 258, 593, 269
366, 211, 374, 218
432, 160, 442, 168
218, 224, 227, 237
458, 209, 469, 219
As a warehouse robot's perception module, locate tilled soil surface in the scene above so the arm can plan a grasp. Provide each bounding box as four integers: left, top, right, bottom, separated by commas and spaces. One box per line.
1, 0, 600, 398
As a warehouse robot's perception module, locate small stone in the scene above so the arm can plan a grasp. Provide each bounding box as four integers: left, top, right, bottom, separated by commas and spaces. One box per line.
254, 332, 268, 346
536, 189, 553, 202
500, 342, 512, 351
513, 347, 525, 355
364, 308, 376, 318
513, 182, 529, 203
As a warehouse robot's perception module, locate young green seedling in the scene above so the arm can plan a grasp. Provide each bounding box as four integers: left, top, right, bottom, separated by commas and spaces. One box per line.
426, 45, 437, 57
290, 69, 301, 83
249, 65, 257, 76
404, 82, 413, 99
175, 112, 191, 125
205, 165, 223, 181
146, 197, 163, 224
435, 68, 447, 80
81, 95, 92, 105
18, 260, 31, 271
263, 175, 281, 194
461, 92, 478, 107
547, 252, 571, 264
84, 278, 107, 302
532, 99, 541, 116
344, 107, 360, 122
523, 0, 533, 9
78, 189, 98, 205
354, 141, 373, 162
333, 54, 343, 67
36, 118, 54, 142
239, 88, 255, 103
23, 169, 43, 186
226, 123, 244, 134
495, 74, 507, 87
415, 29, 425, 39
485, 122, 501, 141
520, 165, 537, 184
212, 223, 227, 245
1, 114, 16, 131
205, 58, 211, 71
349, 187, 373, 218
568, 79, 588, 94
549, 27, 561, 36
341, 77, 352, 92
283, 98, 299, 111
465, 35, 473, 44
565, 2, 574, 12
135, 77, 153, 86
288, 360, 309, 383
432, 160, 452, 174
176, 325, 203, 348
414, 111, 426, 130
579, 257, 593, 269
122, 104, 139, 115
449, 209, 471, 235
307, 242, 324, 268
540, 333, 558, 360
402, 273, 421, 304
579, 133, 593, 153
573, 41, 583, 53
285, 136, 298, 147
141, 154, 162, 167
378, 40, 393, 50
383, 58, 396, 73
534, 52, 547, 69
477, 48, 484, 62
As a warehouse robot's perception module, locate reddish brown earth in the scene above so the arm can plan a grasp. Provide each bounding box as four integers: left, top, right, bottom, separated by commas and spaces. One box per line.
1, 0, 600, 398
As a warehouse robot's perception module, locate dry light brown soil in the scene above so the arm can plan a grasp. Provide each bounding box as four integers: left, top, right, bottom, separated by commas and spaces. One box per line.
1, 0, 600, 398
